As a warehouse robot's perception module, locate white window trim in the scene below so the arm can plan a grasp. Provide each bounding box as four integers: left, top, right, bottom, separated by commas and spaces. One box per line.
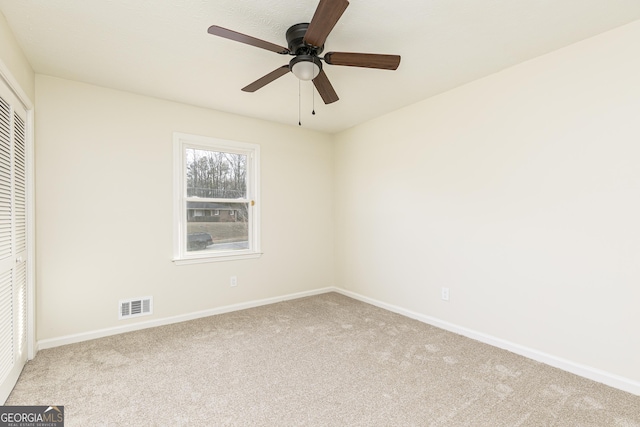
172, 132, 261, 265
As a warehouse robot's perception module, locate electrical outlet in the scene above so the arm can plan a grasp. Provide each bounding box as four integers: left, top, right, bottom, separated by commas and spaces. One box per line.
441, 287, 450, 301
230, 276, 237, 287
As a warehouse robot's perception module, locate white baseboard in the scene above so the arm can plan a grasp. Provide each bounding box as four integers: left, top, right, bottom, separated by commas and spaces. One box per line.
37, 287, 334, 351
334, 288, 640, 396
36, 286, 639, 396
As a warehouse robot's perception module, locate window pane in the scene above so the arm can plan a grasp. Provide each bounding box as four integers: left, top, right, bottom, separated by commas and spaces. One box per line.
186, 148, 247, 199
186, 201, 248, 252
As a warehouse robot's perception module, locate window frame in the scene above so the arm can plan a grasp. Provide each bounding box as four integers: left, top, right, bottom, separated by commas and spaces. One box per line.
173, 132, 261, 264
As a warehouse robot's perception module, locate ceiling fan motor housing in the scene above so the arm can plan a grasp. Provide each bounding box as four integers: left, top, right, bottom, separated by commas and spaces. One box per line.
286, 23, 324, 55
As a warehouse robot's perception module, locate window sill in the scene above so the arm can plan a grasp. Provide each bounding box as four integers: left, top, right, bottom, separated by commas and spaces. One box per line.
173, 251, 262, 265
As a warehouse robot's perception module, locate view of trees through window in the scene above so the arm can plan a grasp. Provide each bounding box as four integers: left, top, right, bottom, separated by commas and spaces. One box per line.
186, 148, 246, 198
185, 148, 249, 252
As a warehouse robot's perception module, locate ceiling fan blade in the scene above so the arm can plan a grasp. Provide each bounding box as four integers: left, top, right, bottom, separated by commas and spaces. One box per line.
324, 52, 401, 70
208, 25, 290, 54
303, 0, 349, 48
242, 65, 291, 92
312, 70, 339, 104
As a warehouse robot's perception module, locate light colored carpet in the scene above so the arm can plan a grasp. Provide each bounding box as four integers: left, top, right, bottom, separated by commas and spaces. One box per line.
6, 292, 640, 426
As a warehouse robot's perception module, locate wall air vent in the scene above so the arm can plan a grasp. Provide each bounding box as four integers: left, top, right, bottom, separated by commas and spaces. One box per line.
119, 296, 153, 320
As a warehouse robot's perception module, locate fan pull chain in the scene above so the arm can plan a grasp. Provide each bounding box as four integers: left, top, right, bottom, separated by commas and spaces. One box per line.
298, 80, 302, 126
312, 84, 316, 116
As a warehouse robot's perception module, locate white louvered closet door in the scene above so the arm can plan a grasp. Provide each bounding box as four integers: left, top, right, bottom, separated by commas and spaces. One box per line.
0, 81, 28, 404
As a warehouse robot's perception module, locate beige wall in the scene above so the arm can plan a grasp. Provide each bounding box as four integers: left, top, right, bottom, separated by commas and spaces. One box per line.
0, 10, 34, 101
334, 20, 640, 383
35, 75, 334, 340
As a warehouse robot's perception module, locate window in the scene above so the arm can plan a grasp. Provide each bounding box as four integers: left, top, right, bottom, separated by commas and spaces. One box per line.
173, 133, 260, 264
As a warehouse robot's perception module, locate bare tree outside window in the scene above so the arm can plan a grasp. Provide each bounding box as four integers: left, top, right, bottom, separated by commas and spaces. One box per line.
186, 149, 247, 199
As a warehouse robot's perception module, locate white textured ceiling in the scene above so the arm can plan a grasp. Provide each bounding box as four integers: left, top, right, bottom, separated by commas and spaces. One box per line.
1, 0, 640, 133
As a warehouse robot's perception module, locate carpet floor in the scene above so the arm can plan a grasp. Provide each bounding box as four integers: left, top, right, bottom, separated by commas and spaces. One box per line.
6, 292, 640, 426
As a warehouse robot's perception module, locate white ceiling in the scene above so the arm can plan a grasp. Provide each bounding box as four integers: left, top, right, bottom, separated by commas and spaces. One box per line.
1, 0, 640, 134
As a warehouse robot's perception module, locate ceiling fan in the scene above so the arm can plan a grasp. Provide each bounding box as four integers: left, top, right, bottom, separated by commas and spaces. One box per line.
207, 0, 401, 105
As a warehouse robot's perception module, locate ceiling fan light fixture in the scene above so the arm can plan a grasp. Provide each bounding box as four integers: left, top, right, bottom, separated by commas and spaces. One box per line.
290, 55, 322, 81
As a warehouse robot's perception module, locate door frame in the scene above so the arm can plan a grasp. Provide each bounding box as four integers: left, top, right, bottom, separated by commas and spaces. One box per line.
0, 60, 35, 361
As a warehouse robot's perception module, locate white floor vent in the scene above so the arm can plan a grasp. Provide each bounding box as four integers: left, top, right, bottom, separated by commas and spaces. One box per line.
119, 296, 153, 320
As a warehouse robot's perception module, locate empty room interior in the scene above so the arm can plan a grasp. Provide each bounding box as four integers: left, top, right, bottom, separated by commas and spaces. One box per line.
1, 0, 639, 425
